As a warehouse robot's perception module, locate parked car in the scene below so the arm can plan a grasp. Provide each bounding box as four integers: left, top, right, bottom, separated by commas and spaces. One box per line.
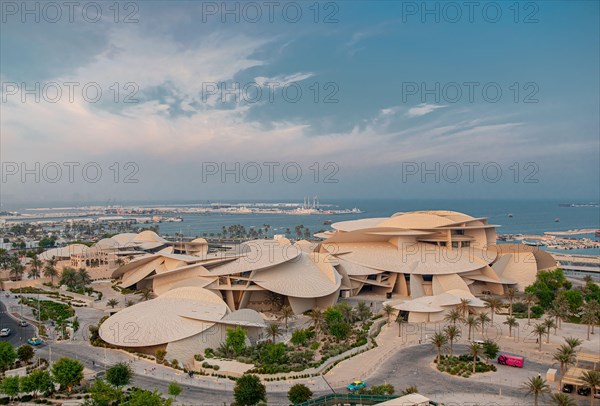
347, 380, 367, 391
19, 320, 28, 327
562, 384, 574, 393
593, 392, 600, 399
0, 328, 11, 337
577, 387, 591, 396
27, 337, 43, 346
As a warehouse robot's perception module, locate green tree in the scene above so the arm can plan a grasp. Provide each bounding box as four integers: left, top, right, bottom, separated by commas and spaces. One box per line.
17, 344, 35, 363
444, 308, 462, 326
444, 325, 461, 356
553, 344, 576, 391
0, 375, 20, 401
469, 341, 482, 374
522, 376, 550, 406
356, 301, 372, 321
0, 341, 17, 369
383, 304, 394, 324
483, 297, 503, 323
60, 267, 79, 289
291, 328, 309, 346
549, 392, 577, 406
430, 332, 448, 364
89, 378, 123, 405
265, 322, 282, 343
522, 292, 538, 325
463, 315, 480, 341
288, 383, 313, 404
43, 258, 58, 284
127, 388, 170, 406
309, 308, 323, 338
106, 361, 133, 387
564, 336, 582, 350
503, 316, 519, 338
107, 299, 119, 309
168, 381, 182, 401
478, 312, 491, 339
51, 357, 84, 394
457, 298, 471, 318
155, 349, 167, 363
29, 255, 42, 279
482, 340, 500, 364
534, 323, 547, 351
234, 374, 266, 406
543, 318, 556, 343
581, 370, 600, 406
581, 300, 599, 340
396, 313, 407, 337
279, 305, 295, 332
226, 326, 247, 355
19, 369, 53, 398
76, 268, 91, 287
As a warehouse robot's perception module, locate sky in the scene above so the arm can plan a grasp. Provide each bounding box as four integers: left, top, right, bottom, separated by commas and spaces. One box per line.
1, 1, 599, 206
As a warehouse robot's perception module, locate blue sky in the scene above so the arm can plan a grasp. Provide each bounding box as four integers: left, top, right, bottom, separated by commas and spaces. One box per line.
1, 1, 598, 205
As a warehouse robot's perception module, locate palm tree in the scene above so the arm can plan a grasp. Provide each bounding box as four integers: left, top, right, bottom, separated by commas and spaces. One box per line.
553, 344, 576, 391
107, 299, 119, 308
430, 332, 448, 364
457, 298, 471, 318
478, 312, 491, 339
29, 255, 42, 279
463, 315, 480, 341
564, 336, 582, 351
265, 322, 282, 343
543, 318, 556, 344
60, 267, 78, 288
309, 308, 323, 338
534, 323, 547, 351
9, 261, 24, 281
76, 268, 91, 287
444, 309, 462, 326
43, 257, 58, 285
444, 325, 461, 355
506, 288, 517, 316
265, 292, 282, 312
484, 297, 503, 324
337, 301, 354, 323
523, 292, 537, 325
395, 313, 406, 337
356, 301, 372, 321
548, 393, 576, 406
522, 376, 550, 406
469, 342, 482, 374
139, 289, 153, 301
383, 304, 395, 324
581, 300, 599, 341
279, 305, 295, 332
580, 370, 600, 406
504, 316, 519, 338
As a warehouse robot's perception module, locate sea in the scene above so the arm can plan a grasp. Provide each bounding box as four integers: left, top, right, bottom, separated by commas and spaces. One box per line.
4, 198, 599, 256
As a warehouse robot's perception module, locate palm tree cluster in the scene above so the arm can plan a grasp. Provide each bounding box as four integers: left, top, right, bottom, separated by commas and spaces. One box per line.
59, 267, 92, 290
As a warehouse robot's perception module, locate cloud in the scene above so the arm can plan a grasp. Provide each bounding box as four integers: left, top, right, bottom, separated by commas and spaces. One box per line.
406, 103, 447, 118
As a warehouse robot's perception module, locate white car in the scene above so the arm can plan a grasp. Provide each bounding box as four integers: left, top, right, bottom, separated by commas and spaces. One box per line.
0, 328, 11, 337
19, 320, 28, 327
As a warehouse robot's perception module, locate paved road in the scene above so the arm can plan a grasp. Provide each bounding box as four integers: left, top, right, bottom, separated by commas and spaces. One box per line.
367, 343, 591, 405
0, 299, 36, 347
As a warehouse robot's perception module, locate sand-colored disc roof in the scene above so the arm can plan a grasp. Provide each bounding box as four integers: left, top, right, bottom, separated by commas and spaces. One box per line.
99, 286, 228, 347
40, 244, 89, 260
206, 240, 302, 276
331, 218, 388, 232
222, 309, 266, 328
252, 252, 341, 298
329, 242, 487, 275
133, 230, 167, 243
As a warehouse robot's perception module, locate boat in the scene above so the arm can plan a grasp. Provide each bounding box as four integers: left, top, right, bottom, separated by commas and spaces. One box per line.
554, 218, 560, 222
507, 213, 513, 218
323, 220, 332, 225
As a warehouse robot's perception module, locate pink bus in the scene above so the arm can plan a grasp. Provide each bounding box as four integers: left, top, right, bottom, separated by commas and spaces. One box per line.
497, 354, 524, 368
